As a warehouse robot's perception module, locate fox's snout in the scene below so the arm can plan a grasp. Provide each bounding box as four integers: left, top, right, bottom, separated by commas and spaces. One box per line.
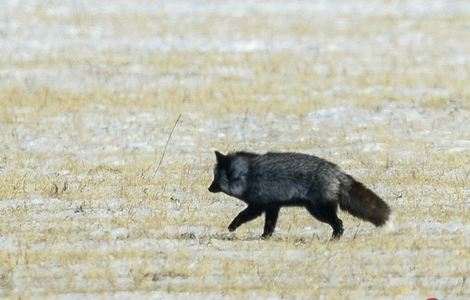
208, 181, 222, 193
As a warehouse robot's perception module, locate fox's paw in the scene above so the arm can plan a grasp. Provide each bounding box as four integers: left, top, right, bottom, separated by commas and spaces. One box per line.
330, 228, 344, 240
261, 233, 273, 240
227, 224, 237, 232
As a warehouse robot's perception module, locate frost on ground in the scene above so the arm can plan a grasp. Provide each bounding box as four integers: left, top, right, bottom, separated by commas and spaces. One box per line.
0, 0, 469, 299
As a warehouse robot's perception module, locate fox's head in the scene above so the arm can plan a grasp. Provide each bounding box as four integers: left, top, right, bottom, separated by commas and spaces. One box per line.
208, 151, 248, 198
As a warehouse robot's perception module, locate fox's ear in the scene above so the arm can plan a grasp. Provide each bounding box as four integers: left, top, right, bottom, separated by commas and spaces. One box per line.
215, 151, 228, 166
215, 150, 224, 160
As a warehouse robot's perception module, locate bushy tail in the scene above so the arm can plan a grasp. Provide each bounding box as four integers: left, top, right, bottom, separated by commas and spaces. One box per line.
339, 177, 391, 226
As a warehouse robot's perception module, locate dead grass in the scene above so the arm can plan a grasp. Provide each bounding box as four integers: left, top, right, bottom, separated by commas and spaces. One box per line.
1, 0, 469, 299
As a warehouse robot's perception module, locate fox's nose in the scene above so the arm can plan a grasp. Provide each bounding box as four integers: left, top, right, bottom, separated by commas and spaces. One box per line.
208, 181, 221, 193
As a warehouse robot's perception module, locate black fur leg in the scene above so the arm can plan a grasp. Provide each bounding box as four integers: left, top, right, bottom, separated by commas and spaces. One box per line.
228, 205, 263, 232
331, 223, 344, 240
261, 206, 280, 239
306, 202, 344, 239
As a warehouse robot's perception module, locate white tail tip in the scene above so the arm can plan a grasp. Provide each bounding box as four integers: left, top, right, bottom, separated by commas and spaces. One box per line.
385, 212, 396, 233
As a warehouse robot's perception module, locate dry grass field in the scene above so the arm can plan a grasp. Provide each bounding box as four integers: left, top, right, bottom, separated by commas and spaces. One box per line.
0, 0, 469, 299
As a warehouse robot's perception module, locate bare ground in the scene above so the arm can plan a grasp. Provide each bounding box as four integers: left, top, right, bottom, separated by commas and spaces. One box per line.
0, 0, 469, 298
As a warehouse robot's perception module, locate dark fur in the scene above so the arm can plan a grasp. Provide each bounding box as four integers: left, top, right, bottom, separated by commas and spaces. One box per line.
208, 151, 391, 239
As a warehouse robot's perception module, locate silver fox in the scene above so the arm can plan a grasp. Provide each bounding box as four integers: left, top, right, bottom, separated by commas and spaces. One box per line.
208, 151, 391, 239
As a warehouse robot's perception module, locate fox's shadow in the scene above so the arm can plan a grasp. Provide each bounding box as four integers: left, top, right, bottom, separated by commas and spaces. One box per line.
179, 231, 321, 243
180, 232, 259, 242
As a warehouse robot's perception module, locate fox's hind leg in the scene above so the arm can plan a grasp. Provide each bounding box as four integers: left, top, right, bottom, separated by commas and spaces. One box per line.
306, 202, 344, 239
228, 205, 263, 232
261, 205, 280, 239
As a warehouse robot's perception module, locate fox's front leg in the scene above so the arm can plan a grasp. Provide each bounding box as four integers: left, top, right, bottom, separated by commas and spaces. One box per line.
261, 206, 280, 239
228, 205, 264, 232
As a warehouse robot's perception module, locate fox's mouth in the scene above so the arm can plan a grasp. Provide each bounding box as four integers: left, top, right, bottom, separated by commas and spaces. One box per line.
208, 181, 222, 193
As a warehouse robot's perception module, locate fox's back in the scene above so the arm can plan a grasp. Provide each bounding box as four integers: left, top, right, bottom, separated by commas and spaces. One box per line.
243, 152, 341, 203
253, 152, 328, 171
